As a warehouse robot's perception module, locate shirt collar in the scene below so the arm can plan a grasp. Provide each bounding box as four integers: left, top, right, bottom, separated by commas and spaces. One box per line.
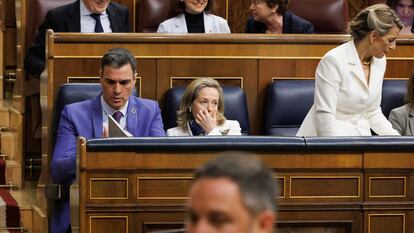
80, 0, 108, 17
101, 95, 129, 117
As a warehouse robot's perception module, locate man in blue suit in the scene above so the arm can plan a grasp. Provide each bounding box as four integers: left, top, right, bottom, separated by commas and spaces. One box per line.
51, 48, 165, 233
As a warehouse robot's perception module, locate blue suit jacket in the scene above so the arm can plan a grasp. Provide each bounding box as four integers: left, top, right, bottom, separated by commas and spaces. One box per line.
50, 95, 165, 233
245, 10, 314, 34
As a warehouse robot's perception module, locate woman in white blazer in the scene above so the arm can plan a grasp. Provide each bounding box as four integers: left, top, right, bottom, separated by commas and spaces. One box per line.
388, 72, 414, 135
297, 4, 403, 136
157, 0, 230, 33
167, 78, 242, 136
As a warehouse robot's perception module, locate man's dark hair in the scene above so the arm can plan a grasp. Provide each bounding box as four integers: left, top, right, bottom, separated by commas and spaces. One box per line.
194, 152, 277, 216
101, 48, 137, 73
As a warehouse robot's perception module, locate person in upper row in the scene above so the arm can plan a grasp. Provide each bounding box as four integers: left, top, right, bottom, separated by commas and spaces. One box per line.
167, 78, 242, 136
245, 0, 314, 34
297, 4, 402, 136
387, 0, 414, 34
25, 0, 131, 77
388, 71, 414, 135
157, 0, 231, 33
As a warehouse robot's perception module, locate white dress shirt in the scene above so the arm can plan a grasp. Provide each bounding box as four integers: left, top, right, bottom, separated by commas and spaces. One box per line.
101, 95, 129, 133
80, 0, 112, 33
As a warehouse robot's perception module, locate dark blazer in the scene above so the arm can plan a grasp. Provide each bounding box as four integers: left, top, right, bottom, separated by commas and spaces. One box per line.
24, 0, 131, 76
51, 95, 165, 233
245, 10, 314, 34
388, 104, 414, 136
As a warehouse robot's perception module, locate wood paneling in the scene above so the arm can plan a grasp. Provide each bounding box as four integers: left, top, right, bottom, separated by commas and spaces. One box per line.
290, 176, 360, 199
367, 214, 405, 233
369, 177, 406, 197
76, 138, 414, 233
228, 0, 251, 33
90, 216, 128, 233
89, 178, 129, 200
137, 177, 192, 200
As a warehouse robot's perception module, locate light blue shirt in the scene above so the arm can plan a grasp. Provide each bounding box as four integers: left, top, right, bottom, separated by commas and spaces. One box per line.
101, 95, 129, 133
80, 0, 112, 33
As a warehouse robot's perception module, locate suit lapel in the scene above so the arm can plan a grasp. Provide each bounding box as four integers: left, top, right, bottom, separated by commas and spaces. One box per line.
203, 12, 213, 33
346, 41, 368, 89
126, 97, 139, 136
107, 3, 122, 32
67, 0, 81, 32
92, 96, 103, 137
174, 14, 188, 33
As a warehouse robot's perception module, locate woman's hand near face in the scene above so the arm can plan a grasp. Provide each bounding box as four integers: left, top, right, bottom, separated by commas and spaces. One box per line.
195, 108, 217, 133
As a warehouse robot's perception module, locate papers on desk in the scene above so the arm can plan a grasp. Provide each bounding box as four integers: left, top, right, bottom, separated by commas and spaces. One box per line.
108, 115, 132, 137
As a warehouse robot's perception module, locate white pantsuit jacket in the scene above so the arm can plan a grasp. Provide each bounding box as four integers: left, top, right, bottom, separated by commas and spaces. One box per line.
166, 120, 241, 136
297, 40, 399, 136
157, 12, 230, 33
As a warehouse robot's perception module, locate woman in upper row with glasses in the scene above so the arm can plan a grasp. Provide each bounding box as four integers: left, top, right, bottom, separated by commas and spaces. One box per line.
245, 0, 314, 34
157, 0, 230, 33
297, 4, 403, 136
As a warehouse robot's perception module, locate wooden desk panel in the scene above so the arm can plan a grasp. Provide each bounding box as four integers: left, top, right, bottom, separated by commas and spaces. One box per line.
76, 139, 414, 233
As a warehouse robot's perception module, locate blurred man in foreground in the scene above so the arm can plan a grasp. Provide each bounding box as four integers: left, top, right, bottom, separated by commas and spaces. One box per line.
187, 152, 277, 233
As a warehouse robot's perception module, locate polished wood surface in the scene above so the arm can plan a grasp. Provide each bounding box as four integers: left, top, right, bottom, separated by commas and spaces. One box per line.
76, 138, 414, 233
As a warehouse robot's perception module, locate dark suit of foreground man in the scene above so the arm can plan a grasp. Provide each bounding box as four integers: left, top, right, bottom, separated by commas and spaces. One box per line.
51, 48, 165, 233
24, 0, 131, 76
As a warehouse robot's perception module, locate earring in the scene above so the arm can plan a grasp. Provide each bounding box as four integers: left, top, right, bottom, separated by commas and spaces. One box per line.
189, 107, 192, 112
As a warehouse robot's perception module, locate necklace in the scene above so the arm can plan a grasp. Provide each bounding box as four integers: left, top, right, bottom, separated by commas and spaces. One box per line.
362, 58, 371, 66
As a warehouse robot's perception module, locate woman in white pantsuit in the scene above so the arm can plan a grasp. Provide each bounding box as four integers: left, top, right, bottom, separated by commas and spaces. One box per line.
297, 4, 403, 136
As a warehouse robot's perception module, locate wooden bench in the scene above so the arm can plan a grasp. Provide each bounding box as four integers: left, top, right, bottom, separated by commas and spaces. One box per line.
73, 136, 414, 233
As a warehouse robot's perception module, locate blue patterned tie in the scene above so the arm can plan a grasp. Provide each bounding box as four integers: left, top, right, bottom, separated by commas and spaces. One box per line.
90, 13, 104, 33
112, 111, 123, 123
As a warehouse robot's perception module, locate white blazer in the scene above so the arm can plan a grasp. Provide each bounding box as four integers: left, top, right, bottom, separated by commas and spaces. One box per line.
157, 12, 230, 33
297, 40, 399, 136
166, 120, 241, 136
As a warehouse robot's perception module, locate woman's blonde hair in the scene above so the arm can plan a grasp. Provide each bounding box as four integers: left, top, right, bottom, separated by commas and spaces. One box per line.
348, 4, 403, 41
176, 78, 226, 129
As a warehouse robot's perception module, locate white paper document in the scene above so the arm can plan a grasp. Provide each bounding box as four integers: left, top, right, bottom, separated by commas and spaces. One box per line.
108, 115, 132, 137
